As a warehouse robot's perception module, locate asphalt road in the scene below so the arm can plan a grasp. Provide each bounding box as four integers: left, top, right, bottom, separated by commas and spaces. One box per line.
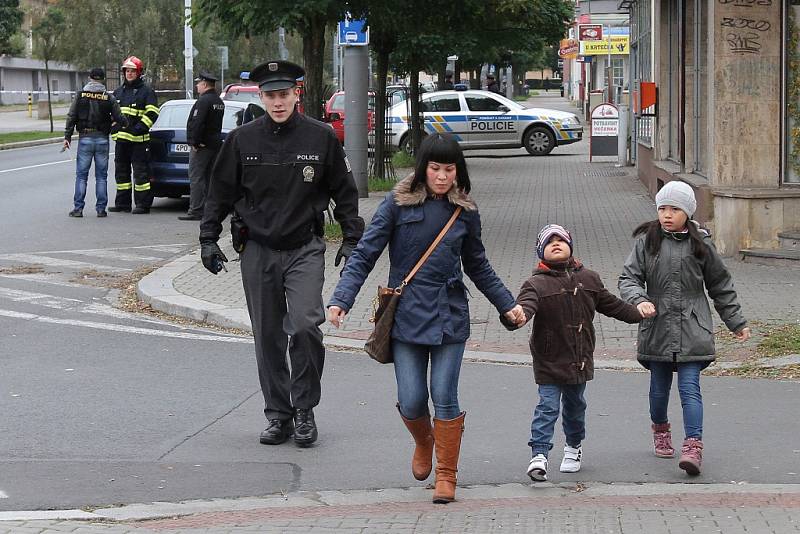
1, 144, 798, 512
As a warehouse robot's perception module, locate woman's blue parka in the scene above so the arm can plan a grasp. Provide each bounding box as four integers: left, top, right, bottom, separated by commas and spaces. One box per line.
328, 175, 516, 345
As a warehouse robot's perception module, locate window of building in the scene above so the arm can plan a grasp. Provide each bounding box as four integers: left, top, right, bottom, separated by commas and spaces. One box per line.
786, 0, 800, 183
631, 0, 653, 148
612, 58, 625, 89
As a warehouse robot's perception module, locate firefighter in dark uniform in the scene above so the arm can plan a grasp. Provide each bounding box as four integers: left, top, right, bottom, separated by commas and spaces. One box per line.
199, 60, 364, 447
180, 70, 224, 221
109, 56, 159, 214
64, 67, 127, 217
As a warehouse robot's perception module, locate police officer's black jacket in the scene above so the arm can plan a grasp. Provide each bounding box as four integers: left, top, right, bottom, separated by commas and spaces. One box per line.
64, 81, 126, 140
111, 77, 159, 143
200, 110, 364, 250
186, 89, 224, 149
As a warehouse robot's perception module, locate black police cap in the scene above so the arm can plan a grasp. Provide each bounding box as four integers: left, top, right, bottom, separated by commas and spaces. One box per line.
249, 60, 305, 92
89, 68, 105, 81
194, 70, 218, 83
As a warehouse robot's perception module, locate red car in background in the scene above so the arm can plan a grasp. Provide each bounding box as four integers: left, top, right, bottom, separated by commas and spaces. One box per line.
323, 90, 375, 145
222, 75, 305, 114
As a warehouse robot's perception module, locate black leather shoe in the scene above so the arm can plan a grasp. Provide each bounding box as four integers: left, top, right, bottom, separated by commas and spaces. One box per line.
294, 408, 318, 447
107, 206, 131, 213
259, 418, 294, 445
178, 214, 202, 221
97, 210, 107, 217
131, 207, 150, 214
68, 209, 82, 218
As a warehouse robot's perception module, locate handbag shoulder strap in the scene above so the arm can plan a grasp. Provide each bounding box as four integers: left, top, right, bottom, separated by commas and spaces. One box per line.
400, 206, 463, 288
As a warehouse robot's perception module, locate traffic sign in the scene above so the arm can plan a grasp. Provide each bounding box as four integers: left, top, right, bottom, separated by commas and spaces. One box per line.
338, 18, 369, 46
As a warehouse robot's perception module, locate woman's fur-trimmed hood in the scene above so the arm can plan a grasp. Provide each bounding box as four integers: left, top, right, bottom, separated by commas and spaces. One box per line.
392, 174, 477, 211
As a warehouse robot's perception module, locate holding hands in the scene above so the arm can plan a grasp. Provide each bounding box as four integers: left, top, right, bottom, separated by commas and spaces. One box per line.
637, 301, 656, 318
504, 304, 527, 327
327, 305, 346, 328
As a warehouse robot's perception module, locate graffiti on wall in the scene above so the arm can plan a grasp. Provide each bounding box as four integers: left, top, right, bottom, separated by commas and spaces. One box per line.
718, 0, 774, 54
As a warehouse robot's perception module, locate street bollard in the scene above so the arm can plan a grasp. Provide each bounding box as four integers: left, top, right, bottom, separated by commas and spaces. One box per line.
616, 104, 629, 167
27, 93, 32, 117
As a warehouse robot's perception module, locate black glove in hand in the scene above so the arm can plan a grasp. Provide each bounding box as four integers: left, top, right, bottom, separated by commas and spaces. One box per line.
334, 241, 355, 267
200, 241, 228, 274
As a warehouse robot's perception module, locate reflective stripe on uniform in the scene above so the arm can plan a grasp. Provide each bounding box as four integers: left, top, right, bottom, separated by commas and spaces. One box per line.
120, 107, 142, 117
116, 182, 132, 190
134, 182, 151, 191
111, 131, 150, 142
140, 115, 154, 128
145, 105, 160, 115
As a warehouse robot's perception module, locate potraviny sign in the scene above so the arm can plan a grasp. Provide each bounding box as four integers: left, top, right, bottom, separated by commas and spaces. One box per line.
590, 103, 619, 160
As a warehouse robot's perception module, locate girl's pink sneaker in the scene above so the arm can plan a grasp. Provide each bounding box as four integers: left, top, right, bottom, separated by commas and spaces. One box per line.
678, 438, 703, 475
652, 422, 675, 458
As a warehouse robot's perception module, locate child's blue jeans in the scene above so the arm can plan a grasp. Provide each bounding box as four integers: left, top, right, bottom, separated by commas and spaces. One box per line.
649, 360, 704, 439
529, 383, 587, 458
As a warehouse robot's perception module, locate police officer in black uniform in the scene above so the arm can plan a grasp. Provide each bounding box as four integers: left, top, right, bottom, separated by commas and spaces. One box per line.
180, 71, 224, 221
199, 60, 364, 447
64, 68, 126, 217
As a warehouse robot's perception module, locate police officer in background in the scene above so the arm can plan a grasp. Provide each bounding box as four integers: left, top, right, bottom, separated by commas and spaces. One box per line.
199, 60, 364, 447
180, 71, 224, 221
486, 73, 502, 95
109, 56, 159, 214
64, 68, 126, 218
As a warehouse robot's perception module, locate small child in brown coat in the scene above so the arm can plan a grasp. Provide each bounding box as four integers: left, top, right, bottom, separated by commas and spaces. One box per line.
502, 224, 646, 481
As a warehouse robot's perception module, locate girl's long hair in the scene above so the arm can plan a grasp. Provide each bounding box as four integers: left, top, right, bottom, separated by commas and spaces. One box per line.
632, 220, 707, 260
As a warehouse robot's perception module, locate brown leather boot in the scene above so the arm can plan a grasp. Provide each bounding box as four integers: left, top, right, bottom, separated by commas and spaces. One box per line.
397, 404, 434, 481
432, 412, 466, 504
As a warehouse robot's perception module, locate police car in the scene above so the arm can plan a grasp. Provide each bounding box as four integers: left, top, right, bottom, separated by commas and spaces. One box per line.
387, 89, 582, 156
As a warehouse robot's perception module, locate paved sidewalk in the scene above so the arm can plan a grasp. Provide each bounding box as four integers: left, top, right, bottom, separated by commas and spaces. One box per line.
138, 93, 800, 367
2, 483, 799, 533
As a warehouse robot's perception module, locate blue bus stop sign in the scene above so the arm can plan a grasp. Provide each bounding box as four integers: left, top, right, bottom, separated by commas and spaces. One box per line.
338, 18, 369, 46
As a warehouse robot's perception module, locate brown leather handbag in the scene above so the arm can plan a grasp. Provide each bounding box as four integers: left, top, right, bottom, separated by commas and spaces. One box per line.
364, 206, 463, 363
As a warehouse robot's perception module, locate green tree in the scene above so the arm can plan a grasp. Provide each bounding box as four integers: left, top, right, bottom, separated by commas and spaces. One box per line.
193, 0, 348, 119
0, 0, 24, 55
33, 7, 65, 132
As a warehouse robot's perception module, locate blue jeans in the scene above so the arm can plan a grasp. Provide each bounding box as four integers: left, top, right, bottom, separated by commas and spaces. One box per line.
392, 340, 464, 420
529, 383, 587, 458
73, 135, 109, 212
649, 361, 703, 440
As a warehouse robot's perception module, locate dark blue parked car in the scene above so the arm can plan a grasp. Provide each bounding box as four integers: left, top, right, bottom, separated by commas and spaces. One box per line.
148, 99, 265, 198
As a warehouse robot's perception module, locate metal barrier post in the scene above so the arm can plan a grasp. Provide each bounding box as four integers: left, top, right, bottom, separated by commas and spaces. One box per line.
27, 93, 32, 117
617, 103, 629, 167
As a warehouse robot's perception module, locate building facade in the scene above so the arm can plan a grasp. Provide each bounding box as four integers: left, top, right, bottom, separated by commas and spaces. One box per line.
623, 0, 799, 255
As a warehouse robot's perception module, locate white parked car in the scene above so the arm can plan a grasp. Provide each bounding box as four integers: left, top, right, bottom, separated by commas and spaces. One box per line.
386, 89, 582, 156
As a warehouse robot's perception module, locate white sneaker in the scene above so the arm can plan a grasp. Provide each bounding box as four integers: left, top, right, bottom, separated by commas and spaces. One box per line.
560, 445, 582, 473
527, 454, 548, 481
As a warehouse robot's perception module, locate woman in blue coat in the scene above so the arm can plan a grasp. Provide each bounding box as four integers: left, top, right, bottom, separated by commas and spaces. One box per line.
327, 134, 524, 503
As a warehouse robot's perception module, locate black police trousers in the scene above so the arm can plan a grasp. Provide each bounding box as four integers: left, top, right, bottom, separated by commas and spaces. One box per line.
113, 141, 152, 209
239, 236, 327, 421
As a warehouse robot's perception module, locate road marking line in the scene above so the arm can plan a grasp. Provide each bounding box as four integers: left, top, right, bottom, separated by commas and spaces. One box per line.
0, 309, 252, 343
61, 249, 165, 262
0, 273, 87, 288
0, 159, 72, 174
42, 243, 189, 254
0, 287, 82, 310
0, 490, 7, 498
0, 253, 130, 272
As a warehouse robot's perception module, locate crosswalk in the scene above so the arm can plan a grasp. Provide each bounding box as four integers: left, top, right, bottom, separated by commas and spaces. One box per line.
0, 243, 251, 342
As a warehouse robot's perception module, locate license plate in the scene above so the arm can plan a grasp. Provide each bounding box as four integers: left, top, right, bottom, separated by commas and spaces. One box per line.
172, 143, 190, 153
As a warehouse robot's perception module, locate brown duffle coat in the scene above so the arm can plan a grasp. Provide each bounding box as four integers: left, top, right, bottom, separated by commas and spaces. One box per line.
504, 259, 643, 385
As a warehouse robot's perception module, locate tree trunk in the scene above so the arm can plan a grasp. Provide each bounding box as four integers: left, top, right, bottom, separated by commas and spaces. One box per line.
409, 68, 422, 154
45, 59, 53, 133
302, 15, 326, 120
436, 63, 447, 91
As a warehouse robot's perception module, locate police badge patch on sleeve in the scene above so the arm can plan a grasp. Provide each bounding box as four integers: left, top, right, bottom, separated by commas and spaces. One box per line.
344, 156, 352, 173
302, 165, 315, 182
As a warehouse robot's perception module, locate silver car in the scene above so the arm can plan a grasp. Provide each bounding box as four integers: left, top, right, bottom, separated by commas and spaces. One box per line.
387, 89, 582, 156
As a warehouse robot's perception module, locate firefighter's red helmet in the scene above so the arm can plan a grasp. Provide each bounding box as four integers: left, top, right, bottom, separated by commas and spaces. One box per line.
121, 56, 144, 75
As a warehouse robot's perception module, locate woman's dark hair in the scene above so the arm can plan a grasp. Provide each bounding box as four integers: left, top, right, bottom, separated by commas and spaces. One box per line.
411, 133, 471, 194
632, 219, 707, 259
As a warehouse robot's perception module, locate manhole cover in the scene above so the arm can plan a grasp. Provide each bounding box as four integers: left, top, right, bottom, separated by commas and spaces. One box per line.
583, 170, 628, 177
